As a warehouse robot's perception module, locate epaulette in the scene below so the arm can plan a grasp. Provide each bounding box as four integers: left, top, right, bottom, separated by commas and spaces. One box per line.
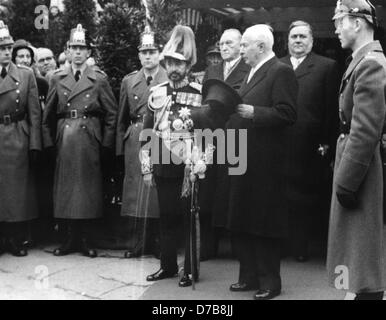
95, 68, 107, 77
189, 82, 202, 93
150, 81, 168, 92
128, 70, 138, 76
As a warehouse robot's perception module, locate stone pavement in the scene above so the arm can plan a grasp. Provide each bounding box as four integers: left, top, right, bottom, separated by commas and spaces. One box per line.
0, 244, 351, 300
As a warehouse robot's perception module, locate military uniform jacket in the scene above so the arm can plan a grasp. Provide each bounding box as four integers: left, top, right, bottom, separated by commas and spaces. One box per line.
327, 41, 386, 293
0, 63, 41, 222
42, 65, 117, 219
116, 67, 167, 218
142, 80, 212, 178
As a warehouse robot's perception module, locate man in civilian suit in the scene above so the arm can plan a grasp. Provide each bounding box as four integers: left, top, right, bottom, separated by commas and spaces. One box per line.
280, 21, 339, 262
201, 29, 250, 260
228, 25, 298, 300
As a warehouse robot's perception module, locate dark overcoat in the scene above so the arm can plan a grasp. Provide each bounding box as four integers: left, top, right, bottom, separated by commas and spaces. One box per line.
280, 52, 339, 210
327, 41, 386, 293
0, 63, 41, 222
203, 58, 250, 90
42, 66, 117, 219
227, 57, 298, 238
116, 67, 168, 218
202, 59, 251, 226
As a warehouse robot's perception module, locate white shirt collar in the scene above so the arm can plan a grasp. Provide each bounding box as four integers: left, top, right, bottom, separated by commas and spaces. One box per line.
247, 52, 275, 83
290, 55, 307, 70
226, 56, 241, 69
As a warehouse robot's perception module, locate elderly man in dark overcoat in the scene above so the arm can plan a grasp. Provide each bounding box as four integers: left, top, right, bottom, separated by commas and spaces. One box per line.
327, 0, 386, 300
280, 20, 340, 262
42, 24, 117, 258
0, 21, 41, 257
227, 24, 298, 300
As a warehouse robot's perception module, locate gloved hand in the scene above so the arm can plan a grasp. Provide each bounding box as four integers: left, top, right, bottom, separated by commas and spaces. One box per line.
336, 185, 359, 210
101, 147, 114, 172
116, 155, 125, 173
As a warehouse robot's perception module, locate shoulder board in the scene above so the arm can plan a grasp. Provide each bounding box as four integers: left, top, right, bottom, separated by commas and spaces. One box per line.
189, 82, 202, 93
150, 81, 168, 92
95, 68, 107, 77
128, 70, 138, 76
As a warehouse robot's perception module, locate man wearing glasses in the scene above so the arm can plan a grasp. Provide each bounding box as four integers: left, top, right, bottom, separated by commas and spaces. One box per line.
36, 48, 57, 78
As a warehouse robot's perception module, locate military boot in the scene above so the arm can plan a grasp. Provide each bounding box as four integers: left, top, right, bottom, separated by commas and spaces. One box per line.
53, 220, 77, 256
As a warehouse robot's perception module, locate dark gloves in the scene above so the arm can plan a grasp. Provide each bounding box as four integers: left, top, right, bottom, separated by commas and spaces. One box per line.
336, 185, 359, 210
101, 147, 114, 172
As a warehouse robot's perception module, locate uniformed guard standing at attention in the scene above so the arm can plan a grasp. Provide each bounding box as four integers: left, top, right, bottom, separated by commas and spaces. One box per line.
116, 27, 168, 259
42, 24, 118, 258
328, 0, 386, 300
0, 21, 41, 257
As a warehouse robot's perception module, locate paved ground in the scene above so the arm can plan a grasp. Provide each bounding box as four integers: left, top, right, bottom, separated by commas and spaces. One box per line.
0, 244, 351, 300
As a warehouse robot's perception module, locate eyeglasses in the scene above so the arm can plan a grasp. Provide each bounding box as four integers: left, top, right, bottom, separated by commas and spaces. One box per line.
38, 56, 53, 63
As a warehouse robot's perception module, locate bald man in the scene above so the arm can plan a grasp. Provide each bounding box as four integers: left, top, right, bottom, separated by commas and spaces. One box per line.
227, 25, 298, 300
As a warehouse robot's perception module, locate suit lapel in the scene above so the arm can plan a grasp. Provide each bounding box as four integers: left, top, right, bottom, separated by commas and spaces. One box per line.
294, 53, 315, 78
131, 69, 148, 113
239, 57, 276, 97
68, 66, 96, 101
226, 59, 246, 84
0, 63, 19, 95
60, 67, 76, 92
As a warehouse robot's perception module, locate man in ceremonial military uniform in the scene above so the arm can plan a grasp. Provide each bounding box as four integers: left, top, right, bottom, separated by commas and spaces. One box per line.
116, 27, 168, 259
142, 25, 211, 287
327, 0, 386, 300
0, 21, 41, 257
42, 24, 117, 258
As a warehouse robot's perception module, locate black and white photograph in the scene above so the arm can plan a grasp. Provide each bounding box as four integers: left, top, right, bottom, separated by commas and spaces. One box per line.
0, 0, 386, 303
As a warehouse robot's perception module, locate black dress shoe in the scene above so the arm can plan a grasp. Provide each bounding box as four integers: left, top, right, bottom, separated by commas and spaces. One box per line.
124, 251, 140, 259
295, 255, 309, 263
146, 269, 177, 282
253, 289, 281, 300
7, 239, 28, 257
53, 238, 77, 256
355, 292, 384, 300
230, 282, 258, 292
178, 274, 198, 287
79, 239, 97, 258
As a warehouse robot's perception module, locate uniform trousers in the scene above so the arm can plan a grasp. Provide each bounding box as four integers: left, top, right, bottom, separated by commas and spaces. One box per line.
233, 233, 282, 291
155, 175, 198, 277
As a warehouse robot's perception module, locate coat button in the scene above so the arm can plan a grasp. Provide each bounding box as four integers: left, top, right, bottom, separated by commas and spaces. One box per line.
340, 134, 346, 139
86, 94, 90, 98
83, 116, 87, 119
65, 124, 70, 128
16, 99, 19, 103
67, 103, 71, 107
16, 90, 20, 94
64, 92, 67, 96
85, 106, 88, 109
16, 82, 19, 86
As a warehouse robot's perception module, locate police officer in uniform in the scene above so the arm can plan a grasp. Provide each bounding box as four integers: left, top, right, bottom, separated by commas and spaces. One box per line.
116, 27, 168, 258
0, 21, 41, 257
328, 0, 386, 300
142, 25, 212, 287
42, 24, 117, 258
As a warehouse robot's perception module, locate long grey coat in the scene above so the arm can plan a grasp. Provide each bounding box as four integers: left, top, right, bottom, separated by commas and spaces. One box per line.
116, 67, 167, 218
42, 66, 117, 219
327, 41, 386, 293
0, 63, 41, 222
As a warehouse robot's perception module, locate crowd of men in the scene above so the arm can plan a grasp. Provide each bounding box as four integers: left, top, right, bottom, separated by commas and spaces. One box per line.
0, 0, 385, 300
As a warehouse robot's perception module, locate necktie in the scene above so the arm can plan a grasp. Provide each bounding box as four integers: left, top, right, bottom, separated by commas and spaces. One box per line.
146, 76, 153, 86
75, 70, 81, 82
224, 63, 231, 80
1, 67, 7, 79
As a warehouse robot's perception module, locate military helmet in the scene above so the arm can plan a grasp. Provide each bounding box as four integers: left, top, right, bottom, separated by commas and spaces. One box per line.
161, 25, 197, 66
138, 26, 162, 52
69, 24, 90, 48
0, 21, 14, 47
333, 0, 378, 28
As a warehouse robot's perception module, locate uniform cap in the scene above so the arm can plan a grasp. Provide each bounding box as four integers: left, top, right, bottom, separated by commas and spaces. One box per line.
333, 0, 378, 28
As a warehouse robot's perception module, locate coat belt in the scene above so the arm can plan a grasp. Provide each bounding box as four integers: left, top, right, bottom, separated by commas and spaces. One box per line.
0, 111, 26, 125
56, 109, 102, 120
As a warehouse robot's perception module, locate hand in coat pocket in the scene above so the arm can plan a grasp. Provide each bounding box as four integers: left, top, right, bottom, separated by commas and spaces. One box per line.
336, 185, 359, 210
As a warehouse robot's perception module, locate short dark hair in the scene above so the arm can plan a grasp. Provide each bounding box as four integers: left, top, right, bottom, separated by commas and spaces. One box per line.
288, 20, 314, 38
